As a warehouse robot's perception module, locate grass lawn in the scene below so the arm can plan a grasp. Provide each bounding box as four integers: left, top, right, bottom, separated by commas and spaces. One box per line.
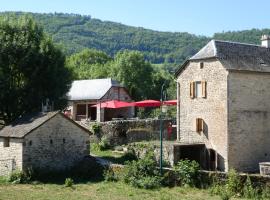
0, 181, 222, 200
90, 145, 130, 164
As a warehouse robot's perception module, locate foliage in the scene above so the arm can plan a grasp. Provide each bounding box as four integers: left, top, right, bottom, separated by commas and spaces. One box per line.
225, 169, 242, 197
103, 166, 123, 182
0, 12, 210, 64
122, 149, 137, 163
0, 15, 72, 123
243, 176, 258, 199
66, 48, 112, 79
8, 170, 32, 184
173, 159, 200, 187
64, 178, 74, 187
99, 136, 111, 151
122, 150, 162, 189
90, 123, 101, 135
110, 50, 154, 100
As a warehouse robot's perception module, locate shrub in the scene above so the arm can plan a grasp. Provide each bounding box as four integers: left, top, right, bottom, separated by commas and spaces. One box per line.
99, 136, 110, 151
8, 169, 32, 184
243, 176, 259, 199
103, 166, 123, 182
225, 169, 242, 196
90, 123, 101, 135
122, 149, 137, 163
261, 186, 270, 199
122, 151, 162, 189
173, 159, 200, 187
64, 178, 74, 187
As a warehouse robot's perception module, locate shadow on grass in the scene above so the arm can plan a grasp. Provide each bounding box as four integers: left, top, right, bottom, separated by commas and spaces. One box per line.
30, 156, 105, 185
97, 152, 137, 165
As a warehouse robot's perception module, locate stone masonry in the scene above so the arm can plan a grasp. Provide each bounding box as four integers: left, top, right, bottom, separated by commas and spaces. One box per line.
0, 112, 91, 176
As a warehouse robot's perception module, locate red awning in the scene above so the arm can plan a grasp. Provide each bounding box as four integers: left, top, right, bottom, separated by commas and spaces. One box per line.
164, 100, 177, 105
134, 100, 161, 107
92, 100, 135, 109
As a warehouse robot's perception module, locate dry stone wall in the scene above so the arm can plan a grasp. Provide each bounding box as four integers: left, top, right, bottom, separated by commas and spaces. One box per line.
89, 119, 176, 146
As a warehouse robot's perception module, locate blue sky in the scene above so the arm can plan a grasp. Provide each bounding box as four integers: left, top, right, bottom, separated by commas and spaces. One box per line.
0, 0, 270, 36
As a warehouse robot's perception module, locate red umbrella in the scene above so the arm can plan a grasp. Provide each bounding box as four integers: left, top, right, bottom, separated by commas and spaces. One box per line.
135, 100, 161, 107
92, 100, 135, 109
164, 100, 177, 105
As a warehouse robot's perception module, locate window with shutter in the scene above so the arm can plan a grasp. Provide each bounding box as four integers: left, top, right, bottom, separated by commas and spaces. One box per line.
196, 118, 204, 133
202, 81, 207, 98
190, 82, 195, 99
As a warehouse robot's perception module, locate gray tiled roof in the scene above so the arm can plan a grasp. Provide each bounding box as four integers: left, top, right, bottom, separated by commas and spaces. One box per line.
67, 78, 122, 101
0, 111, 59, 138
176, 39, 270, 75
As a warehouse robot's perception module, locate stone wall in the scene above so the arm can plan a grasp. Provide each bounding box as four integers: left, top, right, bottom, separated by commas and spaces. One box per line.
228, 71, 270, 172
0, 138, 23, 175
89, 119, 176, 146
177, 59, 229, 171
23, 114, 90, 171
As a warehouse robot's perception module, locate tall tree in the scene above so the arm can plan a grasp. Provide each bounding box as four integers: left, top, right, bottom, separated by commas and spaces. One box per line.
110, 50, 154, 100
0, 15, 72, 123
66, 48, 112, 79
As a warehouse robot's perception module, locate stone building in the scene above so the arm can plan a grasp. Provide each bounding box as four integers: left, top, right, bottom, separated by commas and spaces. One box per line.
67, 78, 134, 122
175, 35, 270, 172
0, 111, 90, 176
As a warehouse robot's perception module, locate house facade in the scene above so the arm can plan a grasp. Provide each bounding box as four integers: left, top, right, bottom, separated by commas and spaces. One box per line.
67, 78, 134, 122
176, 36, 270, 172
0, 111, 90, 176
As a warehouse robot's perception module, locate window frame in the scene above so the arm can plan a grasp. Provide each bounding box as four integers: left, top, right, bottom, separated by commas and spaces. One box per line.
3, 137, 10, 147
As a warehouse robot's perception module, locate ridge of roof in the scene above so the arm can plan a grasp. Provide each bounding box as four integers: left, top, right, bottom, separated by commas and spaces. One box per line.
176, 39, 270, 76
0, 111, 92, 138
68, 78, 123, 101
0, 111, 59, 138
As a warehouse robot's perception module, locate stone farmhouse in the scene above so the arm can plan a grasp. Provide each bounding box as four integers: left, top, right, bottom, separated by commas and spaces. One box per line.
175, 35, 270, 172
67, 78, 134, 122
0, 111, 90, 176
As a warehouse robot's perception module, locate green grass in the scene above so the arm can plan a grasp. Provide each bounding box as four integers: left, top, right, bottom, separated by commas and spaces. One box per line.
0, 181, 222, 200
90, 145, 132, 165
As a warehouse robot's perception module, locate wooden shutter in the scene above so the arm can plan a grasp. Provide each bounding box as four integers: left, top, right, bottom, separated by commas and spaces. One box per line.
196, 118, 203, 133
202, 81, 207, 98
196, 118, 200, 132
190, 82, 195, 99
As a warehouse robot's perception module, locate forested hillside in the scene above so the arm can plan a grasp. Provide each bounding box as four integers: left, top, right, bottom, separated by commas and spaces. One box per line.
0, 12, 269, 64
0, 12, 210, 64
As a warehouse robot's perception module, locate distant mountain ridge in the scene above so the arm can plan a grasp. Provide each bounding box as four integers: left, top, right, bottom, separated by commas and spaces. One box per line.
1, 11, 270, 64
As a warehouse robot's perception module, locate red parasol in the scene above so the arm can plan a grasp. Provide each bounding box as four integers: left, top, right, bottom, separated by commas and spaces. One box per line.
92, 100, 135, 109
163, 100, 177, 105
134, 100, 161, 107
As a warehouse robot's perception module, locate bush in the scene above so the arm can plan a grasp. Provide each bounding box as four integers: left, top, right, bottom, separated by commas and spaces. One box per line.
122, 149, 137, 163
173, 159, 200, 187
243, 176, 259, 199
225, 169, 242, 196
122, 151, 162, 189
8, 169, 32, 184
90, 123, 101, 135
103, 166, 123, 182
64, 178, 74, 187
261, 186, 270, 199
99, 136, 110, 151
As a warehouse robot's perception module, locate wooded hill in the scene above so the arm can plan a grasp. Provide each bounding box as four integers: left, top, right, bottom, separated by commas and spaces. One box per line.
1, 12, 270, 65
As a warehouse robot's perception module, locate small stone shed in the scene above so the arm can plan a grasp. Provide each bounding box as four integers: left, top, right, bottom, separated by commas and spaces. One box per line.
175, 35, 270, 172
0, 111, 91, 176
67, 78, 134, 122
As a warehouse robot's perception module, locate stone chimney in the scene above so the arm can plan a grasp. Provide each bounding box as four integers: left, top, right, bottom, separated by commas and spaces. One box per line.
261, 35, 270, 48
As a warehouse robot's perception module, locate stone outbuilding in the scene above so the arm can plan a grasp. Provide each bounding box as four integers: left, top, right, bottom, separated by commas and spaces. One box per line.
67, 78, 134, 122
175, 35, 270, 172
0, 111, 90, 176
